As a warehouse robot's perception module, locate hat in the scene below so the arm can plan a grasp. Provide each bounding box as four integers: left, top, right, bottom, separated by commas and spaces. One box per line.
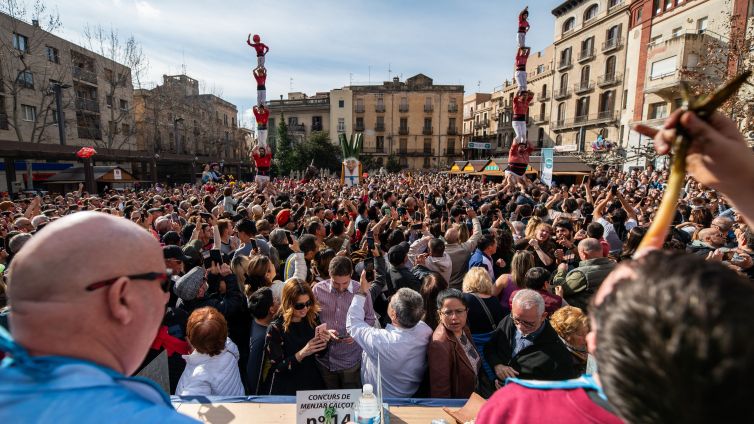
163, 245, 192, 262
276, 209, 292, 227
174, 266, 205, 301
182, 246, 202, 266
388, 242, 410, 267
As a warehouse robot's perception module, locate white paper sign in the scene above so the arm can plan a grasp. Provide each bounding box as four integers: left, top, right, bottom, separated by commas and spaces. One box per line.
113, 168, 122, 180
296, 389, 361, 424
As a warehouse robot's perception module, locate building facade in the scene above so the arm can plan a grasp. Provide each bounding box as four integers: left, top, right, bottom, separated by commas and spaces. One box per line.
463, 93, 492, 159
267, 91, 330, 145
550, 0, 631, 151
347, 74, 464, 169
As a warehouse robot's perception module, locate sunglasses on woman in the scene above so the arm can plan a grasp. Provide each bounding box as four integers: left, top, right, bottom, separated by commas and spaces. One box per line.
293, 300, 314, 310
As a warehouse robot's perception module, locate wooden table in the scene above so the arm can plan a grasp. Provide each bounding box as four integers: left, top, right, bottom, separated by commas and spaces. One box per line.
174, 402, 457, 423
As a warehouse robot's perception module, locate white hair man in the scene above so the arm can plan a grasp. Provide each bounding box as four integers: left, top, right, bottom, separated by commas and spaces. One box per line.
483, 289, 577, 394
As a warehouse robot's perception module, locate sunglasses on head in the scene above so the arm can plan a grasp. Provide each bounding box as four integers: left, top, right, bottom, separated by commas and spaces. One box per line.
293, 300, 313, 310
85, 270, 172, 293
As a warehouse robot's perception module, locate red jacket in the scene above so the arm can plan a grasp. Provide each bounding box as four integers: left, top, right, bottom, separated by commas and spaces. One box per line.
515, 49, 530, 70
477, 382, 623, 424
518, 13, 530, 33
512, 92, 534, 116
248, 42, 269, 57
254, 72, 266, 87
253, 107, 270, 125
253, 151, 272, 169
508, 143, 533, 164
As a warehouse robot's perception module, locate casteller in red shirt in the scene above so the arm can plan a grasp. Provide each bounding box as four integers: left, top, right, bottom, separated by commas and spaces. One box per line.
518, 8, 530, 33
515, 48, 531, 71
253, 148, 272, 176
508, 143, 533, 176
512, 91, 535, 118
476, 380, 623, 424
246, 34, 269, 57
253, 106, 270, 127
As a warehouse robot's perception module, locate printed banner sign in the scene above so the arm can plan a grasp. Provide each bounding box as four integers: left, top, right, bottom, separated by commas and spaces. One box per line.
296, 389, 361, 424
541, 148, 554, 187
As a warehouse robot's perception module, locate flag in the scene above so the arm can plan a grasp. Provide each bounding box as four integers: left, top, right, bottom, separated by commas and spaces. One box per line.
541, 148, 554, 187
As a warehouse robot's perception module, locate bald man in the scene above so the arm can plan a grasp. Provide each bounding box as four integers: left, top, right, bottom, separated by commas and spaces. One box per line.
552, 238, 616, 311
0, 212, 197, 423
444, 207, 482, 289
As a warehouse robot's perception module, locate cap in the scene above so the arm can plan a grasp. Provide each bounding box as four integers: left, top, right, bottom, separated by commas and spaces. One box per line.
174, 266, 205, 301
388, 242, 409, 267
163, 245, 192, 262
276, 209, 292, 227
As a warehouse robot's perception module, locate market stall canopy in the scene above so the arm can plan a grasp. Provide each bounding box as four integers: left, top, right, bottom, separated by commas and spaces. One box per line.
463, 160, 488, 174
449, 161, 468, 174
451, 155, 591, 175
45, 166, 138, 184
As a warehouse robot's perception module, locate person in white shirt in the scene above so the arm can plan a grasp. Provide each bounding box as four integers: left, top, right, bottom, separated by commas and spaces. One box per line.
346, 273, 432, 398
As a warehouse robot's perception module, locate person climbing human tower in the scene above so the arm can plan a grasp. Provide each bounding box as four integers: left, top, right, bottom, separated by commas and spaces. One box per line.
247, 34, 269, 67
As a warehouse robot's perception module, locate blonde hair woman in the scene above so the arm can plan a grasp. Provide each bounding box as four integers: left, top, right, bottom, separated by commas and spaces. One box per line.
550, 306, 590, 375
461, 268, 505, 335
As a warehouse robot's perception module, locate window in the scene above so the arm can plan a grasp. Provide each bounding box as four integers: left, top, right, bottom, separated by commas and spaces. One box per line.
423, 138, 432, 153
120, 99, 128, 111
337, 118, 345, 132
557, 102, 567, 122
581, 37, 595, 58
338, 100, 345, 108
376, 136, 384, 151
537, 64, 544, 74
104, 68, 114, 81
400, 117, 408, 130
122, 123, 131, 135
376, 116, 384, 129
584, 4, 599, 21
606, 25, 621, 42
623, 89, 629, 109
537, 128, 545, 146
556, 134, 563, 146
46, 46, 59, 63
560, 47, 572, 66
653, 0, 662, 15
22, 104, 36, 122
560, 73, 569, 92
605, 55, 617, 77
580, 65, 591, 85
424, 117, 432, 129
224, 114, 228, 126
697, 17, 708, 33
609, 0, 622, 6
649, 102, 668, 119
399, 138, 408, 153
576, 97, 590, 118
539, 103, 546, 120
635, 8, 643, 24
105, 95, 113, 107
312, 116, 322, 130
599, 90, 615, 113
13, 33, 29, 52
50, 109, 58, 124
664, 0, 673, 10
672, 27, 683, 38
562, 17, 576, 34
16, 70, 33, 89
650, 56, 677, 79
355, 117, 364, 129
423, 157, 431, 169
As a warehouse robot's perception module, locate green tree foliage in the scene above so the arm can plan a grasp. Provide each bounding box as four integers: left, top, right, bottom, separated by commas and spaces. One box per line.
385, 155, 403, 173
298, 132, 342, 173
273, 115, 299, 177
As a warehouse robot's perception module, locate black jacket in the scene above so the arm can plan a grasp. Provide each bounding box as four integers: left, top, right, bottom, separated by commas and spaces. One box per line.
386, 263, 422, 294
484, 315, 577, 383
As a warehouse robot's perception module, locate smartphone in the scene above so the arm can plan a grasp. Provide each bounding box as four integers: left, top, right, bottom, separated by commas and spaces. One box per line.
286, 231, 294, 245
610, 185, 618, 195
367, 235, 375, 250
209, 249, 223, 265
364, 257, 375, 282
411, 223, 423, 230
314, 323, 327, 339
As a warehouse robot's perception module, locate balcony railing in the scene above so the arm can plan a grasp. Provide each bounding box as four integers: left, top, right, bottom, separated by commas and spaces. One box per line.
447, 127, 458, 135
537, 91, 550, 102
288, 123, 305, 133
362, 146, 386, 154
0, 113, 8, 130
312, 123, 323, 131
399, 127, 409, 135
355, 105, 365, 113
573, 80, 595, 95
597, 72, 623, 87
557, 57, 573, 71
578, 48, 595, 63
399, 148, 434, 156
354, 123, 365, 132
375, 124, 385, 132
554, 88, 572, 100
602, 37, 623, 53
535, 114, 547, 124
448, 105, 458, 113
399, 104, 409, 112
375, 104, 385, 113
78, 126, 102, 140
72, 66, 97, 84
551, 110, 619, 130
423, 126, 433, 135
424, 104, 433, 112
76, 97, 100, 113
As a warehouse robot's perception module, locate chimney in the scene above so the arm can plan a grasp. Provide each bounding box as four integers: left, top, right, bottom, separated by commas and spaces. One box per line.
32, 19, 39, 27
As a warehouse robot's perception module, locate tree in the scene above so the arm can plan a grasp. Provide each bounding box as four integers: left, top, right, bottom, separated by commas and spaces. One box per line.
0, 0, 68, 144
82, 24, 147, 150
273, 114, 298, 176
385, 155, 403, 173
297, 131, 342, 173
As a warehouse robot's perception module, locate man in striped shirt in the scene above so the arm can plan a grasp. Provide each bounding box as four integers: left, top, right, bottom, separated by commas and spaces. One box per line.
312, 256, 375, 389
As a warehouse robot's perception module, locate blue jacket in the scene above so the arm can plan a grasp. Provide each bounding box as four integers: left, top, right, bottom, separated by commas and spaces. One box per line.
0, 328, 197, 424
468, 249, 494, 278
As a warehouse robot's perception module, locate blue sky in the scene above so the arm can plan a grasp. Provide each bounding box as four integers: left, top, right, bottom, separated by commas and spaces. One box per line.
50, 0, 564, 126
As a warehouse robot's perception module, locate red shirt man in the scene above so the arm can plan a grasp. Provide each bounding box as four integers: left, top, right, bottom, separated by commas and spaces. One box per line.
508, 143, 533, 176
512, 91, 534, 120
253, 147, 272, 176
253, 106, 269, 128
246, 34, 269, 57
253, 68, 267, 89
518, 8, 530, 33
515, 47, 531, 71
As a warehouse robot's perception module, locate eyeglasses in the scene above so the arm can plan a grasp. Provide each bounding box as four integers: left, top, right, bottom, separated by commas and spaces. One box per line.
85, 270, 172, 293
512, 315, 537, 328
440, 308, 468, 317
293, 300, 314, 310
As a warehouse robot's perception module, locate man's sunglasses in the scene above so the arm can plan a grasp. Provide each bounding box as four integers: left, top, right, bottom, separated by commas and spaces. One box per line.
293, 300, 314, 310
85, 270, 172, 293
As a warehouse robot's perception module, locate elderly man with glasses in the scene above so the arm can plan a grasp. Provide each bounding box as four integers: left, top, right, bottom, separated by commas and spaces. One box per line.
0, 212, 196, 423
484, 289, 577, 389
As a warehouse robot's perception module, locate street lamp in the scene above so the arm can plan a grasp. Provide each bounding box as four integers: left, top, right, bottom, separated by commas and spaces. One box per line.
173, 117, 184, 154
49, 80, 71, 145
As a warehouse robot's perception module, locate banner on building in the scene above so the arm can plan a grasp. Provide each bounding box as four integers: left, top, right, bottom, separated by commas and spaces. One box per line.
468, 141, 492, 150
541, 148, 554, 187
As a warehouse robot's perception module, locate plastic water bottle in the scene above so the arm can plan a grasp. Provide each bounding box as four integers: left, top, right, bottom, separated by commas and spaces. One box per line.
354, 383, 380, 424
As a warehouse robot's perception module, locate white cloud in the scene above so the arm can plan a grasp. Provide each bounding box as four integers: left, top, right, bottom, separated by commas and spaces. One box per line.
134, 0, 160, 19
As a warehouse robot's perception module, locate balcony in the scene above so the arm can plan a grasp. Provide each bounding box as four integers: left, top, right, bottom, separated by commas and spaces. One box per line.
537, 91, 550, 102
399, 127, 409, 135
375, 104, 385, 113
354, 122, 365, 132
75, 97, 100, 113
447, 126, 458, 135
597, 72, 623, 87
77, 126, 102, 140
557, 58, 573, 71
422, 126, 433, 135
534, 114, 547, 124
399, 104, 409, 112
400, 148, 434, 156
312, 123, 323, 131
362, 146, 386, 154
573, 80, 595, 95
288, 123, 305, 133
355, 105, 365, 113
424, 104, 433, 113
551, 110, 619, 131
644, 32, 723, 97
72, 66, 97, 84
578, 48, 595, 63
375, 124, 385, 132
553, 88, 571, 100
448, 105, 458, 113
602, 37, 623, 53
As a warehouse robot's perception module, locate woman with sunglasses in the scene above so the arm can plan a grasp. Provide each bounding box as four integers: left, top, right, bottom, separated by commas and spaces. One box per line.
263, 278, 330, 395
428, 289, 483, 399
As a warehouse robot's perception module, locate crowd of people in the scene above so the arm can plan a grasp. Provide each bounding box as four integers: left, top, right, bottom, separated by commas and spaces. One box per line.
0, 108, 753, 423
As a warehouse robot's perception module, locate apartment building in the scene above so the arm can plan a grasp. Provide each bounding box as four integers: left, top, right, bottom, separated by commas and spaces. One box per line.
550, 0, 631, 151
463, 93, 492, 159
0, 12, 135, 149
266, 91, 330, 145
347, 74, 464, 169
622, 0, 743, 167
329, 88, 353, 140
